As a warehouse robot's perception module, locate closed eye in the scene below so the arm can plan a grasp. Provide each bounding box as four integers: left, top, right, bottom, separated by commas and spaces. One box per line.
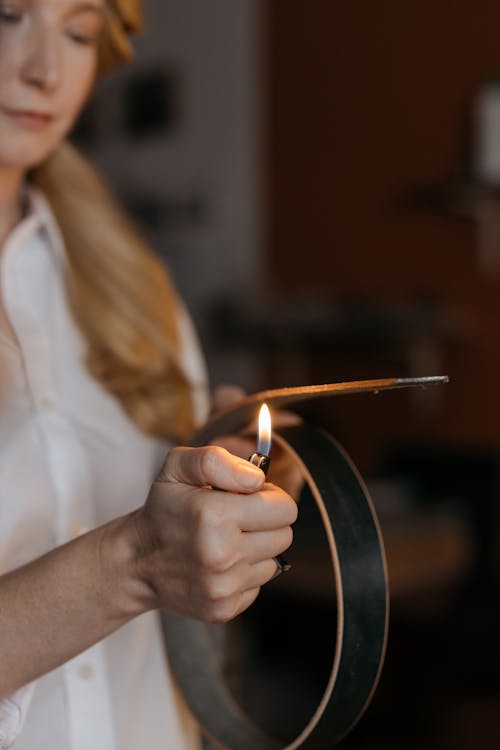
65, 7, 103, 47
66, 28, 100, 46
0, 9, 23, 23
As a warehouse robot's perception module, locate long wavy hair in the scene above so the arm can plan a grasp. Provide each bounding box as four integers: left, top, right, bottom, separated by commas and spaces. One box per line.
30, 0, 195, 443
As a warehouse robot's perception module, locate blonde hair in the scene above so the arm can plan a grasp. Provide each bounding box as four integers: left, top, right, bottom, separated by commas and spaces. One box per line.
30, 0, 195, 443
98, 0, 144, 74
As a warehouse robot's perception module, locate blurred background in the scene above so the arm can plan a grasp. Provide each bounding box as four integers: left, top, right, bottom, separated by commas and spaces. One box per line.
74, 1, 500, 747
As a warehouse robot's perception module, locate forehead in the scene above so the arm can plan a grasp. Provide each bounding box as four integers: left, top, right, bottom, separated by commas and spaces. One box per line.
33, 0, 105, 12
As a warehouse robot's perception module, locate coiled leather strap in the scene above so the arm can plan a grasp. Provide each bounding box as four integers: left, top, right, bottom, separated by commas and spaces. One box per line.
162, 421, 388, 749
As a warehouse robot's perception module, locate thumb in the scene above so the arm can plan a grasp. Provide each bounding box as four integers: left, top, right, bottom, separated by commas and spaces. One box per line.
157, 445, 265, 493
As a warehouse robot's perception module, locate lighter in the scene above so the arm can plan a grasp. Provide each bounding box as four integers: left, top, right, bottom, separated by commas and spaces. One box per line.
250, 404, 291, 576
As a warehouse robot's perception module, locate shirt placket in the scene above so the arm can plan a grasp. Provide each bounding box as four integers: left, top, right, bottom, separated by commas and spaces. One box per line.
3, 225, 117, 750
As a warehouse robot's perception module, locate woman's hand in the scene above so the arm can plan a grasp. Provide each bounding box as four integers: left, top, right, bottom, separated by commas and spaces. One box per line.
129, 445, 297, 623
0, 436, 296, 696
210, 384, 305, 499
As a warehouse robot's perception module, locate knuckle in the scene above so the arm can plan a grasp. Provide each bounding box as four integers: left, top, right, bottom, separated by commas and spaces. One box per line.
277, 492, 298, 524
191, 493, 225, 532
188, 491, 210, 527
156, 448, 177, 482
283, 525, 294, 549
158, 446, 193, 483
208, 546, 233, 574
166, 446, 181, 463
203, 574, 233, 603
266, 488, 298, 524
188, 490, 204, 522
199, 445, 226, 479
207, 597, 238, 624
197, 536, 233, 573
288, 499, 299, 524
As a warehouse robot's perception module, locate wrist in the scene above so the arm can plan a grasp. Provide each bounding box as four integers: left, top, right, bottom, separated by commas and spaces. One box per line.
96, 512, 156, 621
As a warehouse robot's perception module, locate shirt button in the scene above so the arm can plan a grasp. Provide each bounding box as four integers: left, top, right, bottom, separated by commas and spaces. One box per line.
39, 397, 55, 409
77, 664, 94, 681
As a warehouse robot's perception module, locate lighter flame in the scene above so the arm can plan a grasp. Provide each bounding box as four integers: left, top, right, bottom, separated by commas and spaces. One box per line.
257, 403, 272, 456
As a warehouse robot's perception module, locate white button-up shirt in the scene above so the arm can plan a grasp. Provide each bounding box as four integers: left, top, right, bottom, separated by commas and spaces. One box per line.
0, 188, 208, 750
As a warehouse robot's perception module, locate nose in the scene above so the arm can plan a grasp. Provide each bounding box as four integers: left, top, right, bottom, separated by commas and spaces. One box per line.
21, 28, 61, 92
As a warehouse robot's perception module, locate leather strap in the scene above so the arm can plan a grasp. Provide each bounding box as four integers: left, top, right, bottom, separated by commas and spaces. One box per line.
162, 422, 389, 748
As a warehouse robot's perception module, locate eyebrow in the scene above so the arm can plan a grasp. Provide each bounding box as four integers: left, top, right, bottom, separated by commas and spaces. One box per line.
67, 2, 104, 16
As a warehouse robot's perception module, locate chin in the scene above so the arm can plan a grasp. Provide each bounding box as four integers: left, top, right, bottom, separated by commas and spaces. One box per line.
0, 142, 59, 172
0, 118, 68, 171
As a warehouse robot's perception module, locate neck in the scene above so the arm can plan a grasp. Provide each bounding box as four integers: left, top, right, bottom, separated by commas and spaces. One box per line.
0, 167, 26, 249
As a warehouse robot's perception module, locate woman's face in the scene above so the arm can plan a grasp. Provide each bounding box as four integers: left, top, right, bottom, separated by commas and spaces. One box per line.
0, 0, 104, 172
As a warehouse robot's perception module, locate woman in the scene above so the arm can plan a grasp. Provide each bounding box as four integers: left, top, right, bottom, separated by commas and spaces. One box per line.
0, 1, 297, 748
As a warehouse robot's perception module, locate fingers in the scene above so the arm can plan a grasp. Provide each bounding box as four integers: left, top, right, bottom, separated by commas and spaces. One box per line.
157, 445, 265, 494
204, 586, 262, 624
230, 588, 261, 619
143, 444, 297, 625
211, 384, 246, 415
197, 559, 278, 623
234, 484, 298, 531
210, 434, 255, 460
200, 558, 277, 600
239, 527, 294, 564
186, 487, 295, 576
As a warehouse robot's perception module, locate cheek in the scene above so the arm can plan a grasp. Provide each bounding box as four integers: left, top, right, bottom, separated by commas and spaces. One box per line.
0, 41, 22, 100
59, 54, 97, 126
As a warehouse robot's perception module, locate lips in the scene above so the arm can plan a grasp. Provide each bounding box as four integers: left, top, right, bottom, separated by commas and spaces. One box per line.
1, 106, 54, 128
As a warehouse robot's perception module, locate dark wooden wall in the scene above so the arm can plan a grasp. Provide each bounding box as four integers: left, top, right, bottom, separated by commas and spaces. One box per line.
261, 8, 500, 749
264, 0, 500, 461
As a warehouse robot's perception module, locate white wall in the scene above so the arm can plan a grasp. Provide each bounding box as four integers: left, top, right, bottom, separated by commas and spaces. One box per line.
84, 0, 265, 389
90, 0, 263, 316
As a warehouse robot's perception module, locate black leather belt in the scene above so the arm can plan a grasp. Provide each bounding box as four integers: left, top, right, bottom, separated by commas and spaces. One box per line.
162, 377, 447, 748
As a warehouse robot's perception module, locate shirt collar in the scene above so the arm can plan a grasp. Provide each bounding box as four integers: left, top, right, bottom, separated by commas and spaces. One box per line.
23, 184, 66, 263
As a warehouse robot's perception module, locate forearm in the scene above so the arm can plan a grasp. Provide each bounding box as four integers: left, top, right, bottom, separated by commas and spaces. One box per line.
0, 513, 145, 698
0, 445, 297, 699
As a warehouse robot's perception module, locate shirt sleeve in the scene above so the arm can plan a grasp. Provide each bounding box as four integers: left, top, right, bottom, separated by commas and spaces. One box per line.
0, 684, 36, 749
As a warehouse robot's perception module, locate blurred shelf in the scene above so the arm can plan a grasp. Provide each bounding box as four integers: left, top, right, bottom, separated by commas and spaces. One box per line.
399, 179, 500, 221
